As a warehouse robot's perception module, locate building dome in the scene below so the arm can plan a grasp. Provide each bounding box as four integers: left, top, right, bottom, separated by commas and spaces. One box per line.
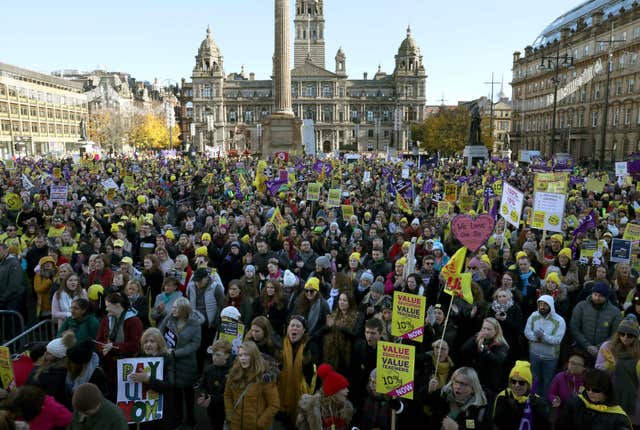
398, 25, 419, 54
199, 25, 221, 58
533, 0, 636, 48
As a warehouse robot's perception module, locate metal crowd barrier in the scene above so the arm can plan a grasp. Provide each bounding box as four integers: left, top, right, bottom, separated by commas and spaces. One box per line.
2, 319, 55, 356
0, 310, 24, 344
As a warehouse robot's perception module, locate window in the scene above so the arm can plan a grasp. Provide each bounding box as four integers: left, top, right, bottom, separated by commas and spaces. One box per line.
580, 87, 587, 103
406, 86, 414, 97
228, 110, 236, 123
10, 104, 18, 115
22, 122, 29, 132
584, 45, 590, 56
592, 111, 598, 127
366, 111, 375, 123
619, 55, 625, 71
351, 110, 358, 121
616, 81, 623, 96
634, 27, 640, 40
322, 105, 332, 122
368, 129, 374, 138
203, 85, 212, 98
613, 108, 619, 126
625, 108, 631, 125
303, 84, 315, 97
339, 87, 345, 97
20, 106, 28, 116
578, 111, 584, 127
0, 84, 5, 96
322, 85, 332, 98
594, 84, 600, 100
30, 106, 36, 116
244, 111, 253, 123
598, 41, 606, 52
632, 53, 639, 65
630, 79, 635, 94
31, 123, 38, 133
0, 120, 9, 132
291, 84, 298, 98
0, 103, 7, 114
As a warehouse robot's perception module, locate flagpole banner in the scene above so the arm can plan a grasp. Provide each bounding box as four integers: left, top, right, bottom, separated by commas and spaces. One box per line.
500, 182, 524, 228
306, 182, 321, 201
0, 346, 16, 391
117, 357, 164, 423
376, 341, 415, 399
327, 188, 341, 207
531, 191, 566, 232
391, 292, 426, 342
610, 239, 632, 264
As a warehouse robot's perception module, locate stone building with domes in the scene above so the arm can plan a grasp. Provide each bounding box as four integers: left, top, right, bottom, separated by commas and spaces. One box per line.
184, 0, 427, 155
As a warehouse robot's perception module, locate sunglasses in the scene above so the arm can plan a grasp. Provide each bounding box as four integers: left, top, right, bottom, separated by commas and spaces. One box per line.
585, 386, 603, 394
510, 379, 528, 386
304, 289, 317, 294
619, 332, 636, 339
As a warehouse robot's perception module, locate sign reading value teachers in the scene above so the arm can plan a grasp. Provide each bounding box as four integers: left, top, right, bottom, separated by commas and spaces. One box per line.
376, 341, 415, 399
391, 292, 426, 342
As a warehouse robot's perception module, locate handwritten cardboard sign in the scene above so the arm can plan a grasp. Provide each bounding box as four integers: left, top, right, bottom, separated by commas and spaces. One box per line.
451, 214, 496, 252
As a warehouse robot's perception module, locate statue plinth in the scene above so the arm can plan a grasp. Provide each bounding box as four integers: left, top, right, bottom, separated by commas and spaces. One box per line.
463, 145, 489, 168
261, 113, 302, 156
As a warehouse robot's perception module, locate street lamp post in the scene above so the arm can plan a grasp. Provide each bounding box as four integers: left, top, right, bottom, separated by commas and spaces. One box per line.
540, 42, 573, 157
352, 115, 360, 152
256, 123, 262, 151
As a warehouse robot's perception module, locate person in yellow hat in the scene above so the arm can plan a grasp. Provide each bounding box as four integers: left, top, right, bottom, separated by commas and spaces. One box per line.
493, 361, 551, 429
34, 256, 57, 318
538, 233, 564, 268
554, 247, 580, 297
296, 277, 330, 339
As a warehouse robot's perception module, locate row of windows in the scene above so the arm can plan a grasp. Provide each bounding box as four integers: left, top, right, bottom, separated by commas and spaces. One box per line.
0, 102, 83, 121
518, 106, 640, 132
0, 83, 85, 107
0, 120, 79, 135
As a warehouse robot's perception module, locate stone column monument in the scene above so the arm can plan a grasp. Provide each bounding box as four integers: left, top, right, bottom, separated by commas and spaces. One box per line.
462, 99, 489, 168
261, 0, 302, 156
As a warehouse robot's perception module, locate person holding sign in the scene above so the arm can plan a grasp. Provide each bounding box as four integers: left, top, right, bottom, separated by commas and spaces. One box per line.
425, 366, 492, 430
223, 340, 280, 430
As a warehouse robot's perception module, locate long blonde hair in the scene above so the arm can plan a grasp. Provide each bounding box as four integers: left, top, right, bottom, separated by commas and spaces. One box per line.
227, 340, 266, 389
482, 317, 509, 347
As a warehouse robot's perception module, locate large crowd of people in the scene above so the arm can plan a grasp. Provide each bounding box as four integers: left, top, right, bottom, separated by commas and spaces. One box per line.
0, 151, 638, 429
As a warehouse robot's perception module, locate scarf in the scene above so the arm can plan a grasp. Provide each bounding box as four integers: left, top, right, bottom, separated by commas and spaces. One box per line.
278, 338, 307, 419
578, 394, 630, 421
613, 353, 639, 416
490, 299, 513, 315
58, 291, 73, 314
519, 271, 533, 296
432, 354, 452, 388
161, 291, 178, 304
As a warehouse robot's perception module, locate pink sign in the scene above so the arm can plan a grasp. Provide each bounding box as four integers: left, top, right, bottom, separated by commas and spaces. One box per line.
451, 214, 496, 252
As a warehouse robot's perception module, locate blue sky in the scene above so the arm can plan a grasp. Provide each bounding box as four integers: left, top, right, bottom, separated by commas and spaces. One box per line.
0, 0, 580, 104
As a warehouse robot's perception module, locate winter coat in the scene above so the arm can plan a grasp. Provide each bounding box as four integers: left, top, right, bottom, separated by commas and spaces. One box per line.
224, 373, 280, 430
488, 301, 524, 361
28, 395, 73, 430
425, 387, 492, 430
58, 313, 100, 343
570, 296, 622, 351
69, 398, 128, 430
186, 279, 218, 326
151, 291, 183, 327
199, 359, 232, 420
0, 254, 26, 304
158, 310, 203, 387
556, 394, 632, 430
33, 272, 54, 317
492, 388, 551, 430
95, 309, 143, 381
51, 289, 88, 330
510, 268, 541, 315
296, 392, 354, 430
547, 370, 585, 406
524, 295, 566, 360
460, 334, 509, 394
27, 361, 70, 409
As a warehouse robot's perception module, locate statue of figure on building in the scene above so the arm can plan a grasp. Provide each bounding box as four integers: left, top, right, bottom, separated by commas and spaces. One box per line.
468, 102, 482, 146
79, 119, 88, 141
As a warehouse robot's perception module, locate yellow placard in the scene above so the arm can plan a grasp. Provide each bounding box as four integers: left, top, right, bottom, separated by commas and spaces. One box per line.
306, 182, 321, 201
493, 179, 503, 195
4, 160, 14, 170
4, 193, 22, 211
459, 195, 474, 213
580, 240, 598, 259
341, 205, 354, 220
532, 210, 546, 230
218, 319, 245, 354
106, 188, 116, 200
623, 224, 640, 241
437, 201, 450, 217
327, 188, 341, 207
444, 184, 458, 203
53, 167, 61, 179
585, 178, 605, 194
0, 346, 15, 390
534, 172, 568, 193
391, 292, 426, 342
624, 176, 634, 186
124, 175, 135, 190
376, 341, 415, 399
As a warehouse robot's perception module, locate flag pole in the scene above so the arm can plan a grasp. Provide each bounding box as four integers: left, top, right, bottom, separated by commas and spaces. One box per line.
433, 295, 454, 377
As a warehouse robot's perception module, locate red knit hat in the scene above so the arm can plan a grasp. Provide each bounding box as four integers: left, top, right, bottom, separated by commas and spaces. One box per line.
318, 363, 349, 396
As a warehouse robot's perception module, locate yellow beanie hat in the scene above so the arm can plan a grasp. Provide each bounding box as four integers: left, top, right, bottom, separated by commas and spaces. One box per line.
480, 254, 492, 269
402, 241, 411, 249
164, 230, 175, 240
515, 251, 528, 261
201, 233, 212, 241
550, 233, 563, 243
305, 277, 320, 291
509, 360, 532, 386
195, 246, 208, 257
349, 252, 361, 262
545, 271, 561, 286
396, 257, 407, 266
137, 195, 147, 204
558, 247, 572, 260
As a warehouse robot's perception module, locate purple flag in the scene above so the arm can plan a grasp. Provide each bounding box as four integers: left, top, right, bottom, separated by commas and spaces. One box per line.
572, 209, 598, 237
422, 177, 434, 194
266, 178, 287, 196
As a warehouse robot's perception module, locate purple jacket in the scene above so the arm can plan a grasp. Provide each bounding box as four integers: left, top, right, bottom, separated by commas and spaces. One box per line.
548, 369, 585, 405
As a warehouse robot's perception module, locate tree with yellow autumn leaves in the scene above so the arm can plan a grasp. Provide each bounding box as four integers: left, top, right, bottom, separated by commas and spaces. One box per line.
411, 106, 492, 155
88, 110, 180, 151
129, 113, 180, 149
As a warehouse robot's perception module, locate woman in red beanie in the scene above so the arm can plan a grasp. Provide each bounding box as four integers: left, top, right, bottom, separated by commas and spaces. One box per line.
296, 363, 354, 430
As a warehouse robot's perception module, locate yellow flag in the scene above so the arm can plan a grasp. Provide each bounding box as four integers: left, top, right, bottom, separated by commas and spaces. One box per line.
441, 246, 473, 304
397, 193, 412, 214
270, 207, 288, 233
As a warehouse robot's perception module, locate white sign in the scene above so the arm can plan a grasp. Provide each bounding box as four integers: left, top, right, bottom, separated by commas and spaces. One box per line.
117, 357, 164, 423
532, 191, 566, 232
22, 174, 34, 190
402, 168, 410, 179
49, 186, 68, 204
101, 178, 119, 189
500, 182, 524, 228
363, 171, 371, 184
615, 162, 628, 177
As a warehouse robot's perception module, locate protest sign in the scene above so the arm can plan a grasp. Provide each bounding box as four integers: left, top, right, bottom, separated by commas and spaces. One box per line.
327, 188, 341, 207
391, 292, 426, 342
459, 195, 474, 213
611, 239, 632, 264
444, 184, 458, 203
533, 172, 568, 194
450, 214, 495, 252
500, 182, 524, 228
376, 341, 415, 399
532, 192, 566, 232
341, 205, 354, 220
584, 178, 605, 193
436, 201, 450, 217
4, 193, 22, 211
50, 185, 68, 204
117, 357, 164, 423
616, 161, 628, 177
306, 182, 321, 201
623, 224, 640, 242
492, 179, 503, 195
123, 175, 135, 189
580, 240, 598, 261
0, 346, 15, 391
402, 167, 410, 179
363, 171, 371, 184
101, 178, 119, 189
218, 318, 245, 354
